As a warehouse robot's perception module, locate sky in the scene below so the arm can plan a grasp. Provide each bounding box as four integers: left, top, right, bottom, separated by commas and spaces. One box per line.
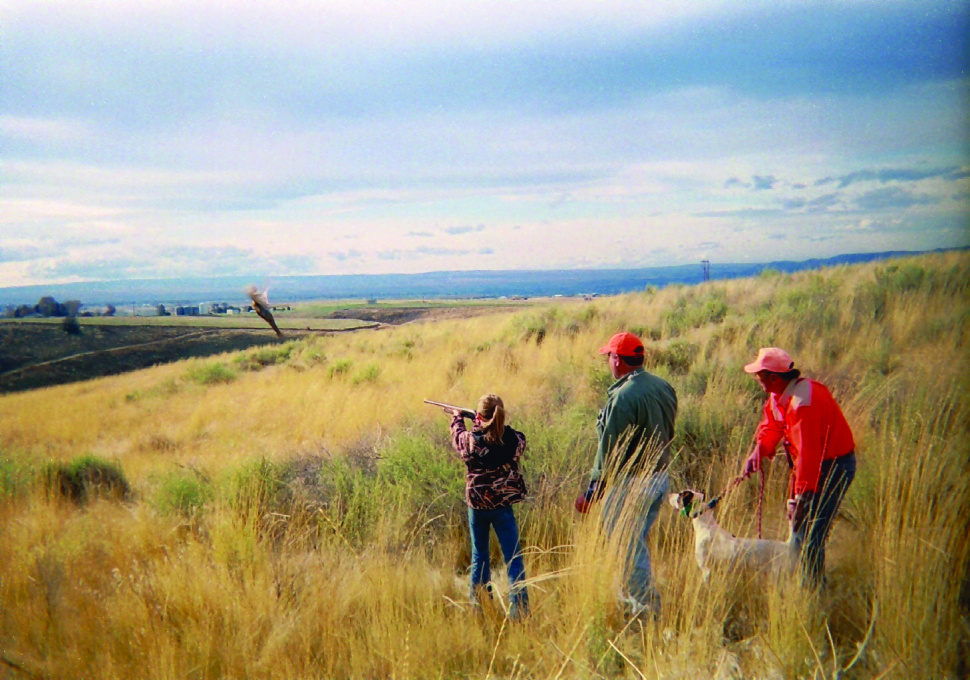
2, 0, 968, 288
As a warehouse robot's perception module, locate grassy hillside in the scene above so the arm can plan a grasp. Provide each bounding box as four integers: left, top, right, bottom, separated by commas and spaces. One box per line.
1, 251, 967, 679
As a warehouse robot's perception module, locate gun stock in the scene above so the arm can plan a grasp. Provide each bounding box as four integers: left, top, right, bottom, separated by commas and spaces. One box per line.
423, 399, 476, 419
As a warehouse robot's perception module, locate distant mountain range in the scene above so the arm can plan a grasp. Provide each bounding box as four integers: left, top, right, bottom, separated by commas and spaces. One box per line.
0, 249, 960, 308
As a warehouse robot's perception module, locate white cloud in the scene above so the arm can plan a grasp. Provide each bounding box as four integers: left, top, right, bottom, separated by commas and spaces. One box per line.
0, 2, 967, 287
4, 1, 734, 50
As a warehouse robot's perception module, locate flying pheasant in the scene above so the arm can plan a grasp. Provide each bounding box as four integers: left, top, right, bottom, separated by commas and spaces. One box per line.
245, 284, 283, 338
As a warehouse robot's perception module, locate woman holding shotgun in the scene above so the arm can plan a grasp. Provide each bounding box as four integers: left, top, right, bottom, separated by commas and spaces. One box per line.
440, 394, 530, 620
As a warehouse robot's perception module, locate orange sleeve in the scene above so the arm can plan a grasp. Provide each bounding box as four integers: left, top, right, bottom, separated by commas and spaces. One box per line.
755, 400, 784, 460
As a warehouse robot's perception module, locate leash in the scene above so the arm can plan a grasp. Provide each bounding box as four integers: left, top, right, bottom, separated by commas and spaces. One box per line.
692, 469, 766, 537
756, 467, 765, 539
686, 475, 743, 518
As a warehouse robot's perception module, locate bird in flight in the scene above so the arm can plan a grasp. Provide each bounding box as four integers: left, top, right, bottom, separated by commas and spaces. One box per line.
245, 284, 283, 338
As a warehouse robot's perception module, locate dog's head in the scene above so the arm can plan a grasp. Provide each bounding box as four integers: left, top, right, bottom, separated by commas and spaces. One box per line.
667, 489, 707, 517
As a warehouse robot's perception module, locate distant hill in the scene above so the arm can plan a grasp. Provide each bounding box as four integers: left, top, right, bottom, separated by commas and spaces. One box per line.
0, 248, 961, 308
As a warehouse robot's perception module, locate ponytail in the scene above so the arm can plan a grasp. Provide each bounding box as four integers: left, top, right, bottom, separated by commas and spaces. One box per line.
477, 393, 506, 445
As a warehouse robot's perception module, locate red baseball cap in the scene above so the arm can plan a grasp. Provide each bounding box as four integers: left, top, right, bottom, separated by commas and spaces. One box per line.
598, 332, 645, 357
743, 347, 795, 374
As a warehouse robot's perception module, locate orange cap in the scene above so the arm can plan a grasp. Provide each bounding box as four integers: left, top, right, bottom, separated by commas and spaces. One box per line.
743, 347, 795, 374
598, 332, 645, 357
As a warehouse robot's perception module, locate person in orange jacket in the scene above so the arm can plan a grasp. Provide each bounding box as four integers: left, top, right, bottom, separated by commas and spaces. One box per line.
737, 347, 857, 587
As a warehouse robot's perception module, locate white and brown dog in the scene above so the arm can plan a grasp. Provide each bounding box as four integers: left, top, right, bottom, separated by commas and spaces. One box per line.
667, 489, 794, 581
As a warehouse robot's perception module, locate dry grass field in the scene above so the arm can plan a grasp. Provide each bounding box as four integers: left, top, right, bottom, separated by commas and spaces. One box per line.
1, 251, 967, 679
0, 300, 527, 394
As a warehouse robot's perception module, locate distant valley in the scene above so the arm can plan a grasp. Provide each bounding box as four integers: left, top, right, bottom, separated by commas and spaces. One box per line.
0, 248, 960, 308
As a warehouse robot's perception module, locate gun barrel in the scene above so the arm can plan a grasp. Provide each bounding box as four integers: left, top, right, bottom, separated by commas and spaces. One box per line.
423, 399, 475, 418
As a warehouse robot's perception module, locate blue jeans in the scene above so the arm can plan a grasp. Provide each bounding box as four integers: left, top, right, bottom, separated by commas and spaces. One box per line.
601, 472, 669, 607
468, 505, 529, 618
791, 453, 856, 587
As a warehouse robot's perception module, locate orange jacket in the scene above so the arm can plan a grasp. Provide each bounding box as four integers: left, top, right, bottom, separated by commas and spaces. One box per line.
754, 378, 855, 495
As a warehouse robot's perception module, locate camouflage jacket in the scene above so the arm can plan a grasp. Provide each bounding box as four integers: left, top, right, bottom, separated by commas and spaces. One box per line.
450, 415, 528, 510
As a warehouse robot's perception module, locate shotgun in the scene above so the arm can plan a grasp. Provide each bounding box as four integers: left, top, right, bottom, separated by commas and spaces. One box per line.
423, 399, 476, 419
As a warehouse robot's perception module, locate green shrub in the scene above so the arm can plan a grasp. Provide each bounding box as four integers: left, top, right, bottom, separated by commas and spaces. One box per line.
510, 305, 599, 345
295, 343, 326, 366
185, 361, 237, 385
393, 337, 417, 359
662, 290, 729, 337
512, 308, 560, 344
317, 455, 381, 546
627, 324, 660, 342
154, 468, 213, 516
587, 361, 615, 396
234, 343, 294, 371
684, 365, 712, 397
222, 458, 287, 518
777, 274, 841, 344
43, 455, 130, 504
328, 358, 353, 378
0, 455, 33, 502
377, 430, 463, 512
876, 263, 925, 293
672, 398, 753, 484
280, 429, 466, 551
351, 362, 381, 385
648, 340, 697, 374
851, 279, 889, 322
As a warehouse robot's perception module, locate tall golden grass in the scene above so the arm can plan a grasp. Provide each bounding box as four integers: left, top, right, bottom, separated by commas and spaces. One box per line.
1, 251, 967, 679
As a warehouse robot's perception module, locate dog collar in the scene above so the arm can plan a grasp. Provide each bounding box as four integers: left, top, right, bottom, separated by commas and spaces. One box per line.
686, 496, 719, 519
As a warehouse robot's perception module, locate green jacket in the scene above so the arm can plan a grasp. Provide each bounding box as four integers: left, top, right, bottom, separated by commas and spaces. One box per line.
591, 367, 677, 481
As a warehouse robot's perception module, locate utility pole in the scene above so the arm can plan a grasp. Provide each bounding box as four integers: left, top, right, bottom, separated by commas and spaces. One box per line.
701, 259, 710, 282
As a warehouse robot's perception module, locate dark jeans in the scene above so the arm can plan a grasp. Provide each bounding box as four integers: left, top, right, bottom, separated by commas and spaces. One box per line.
468, 505, 529, 619
792, 452, 856, 587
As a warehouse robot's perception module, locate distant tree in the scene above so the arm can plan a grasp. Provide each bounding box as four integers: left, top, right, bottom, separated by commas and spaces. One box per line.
36, 296, 59, 317
156, 304, 170, 316
104, 303, 116, 317
62, 316, 82, 335
15, 304, 33, 318
64, 300, 83, 317
3, 305, 14, 318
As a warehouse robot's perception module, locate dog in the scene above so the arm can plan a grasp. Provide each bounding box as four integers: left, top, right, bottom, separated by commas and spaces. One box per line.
667, 489, 794, 581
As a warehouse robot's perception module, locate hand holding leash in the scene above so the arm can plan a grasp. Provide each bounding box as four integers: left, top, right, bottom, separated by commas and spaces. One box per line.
741, 448, 762, 479
575, 480, 600, 514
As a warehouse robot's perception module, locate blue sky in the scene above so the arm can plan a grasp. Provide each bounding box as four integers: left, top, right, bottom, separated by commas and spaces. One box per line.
2, 1, 968, 287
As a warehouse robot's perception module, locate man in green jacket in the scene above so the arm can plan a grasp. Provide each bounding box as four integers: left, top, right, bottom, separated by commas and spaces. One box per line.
577, 332, 678, 617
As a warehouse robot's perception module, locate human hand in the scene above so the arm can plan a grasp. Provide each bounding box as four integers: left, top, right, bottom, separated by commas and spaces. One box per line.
575, 481, 600, 514
742, 449, 761, 479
